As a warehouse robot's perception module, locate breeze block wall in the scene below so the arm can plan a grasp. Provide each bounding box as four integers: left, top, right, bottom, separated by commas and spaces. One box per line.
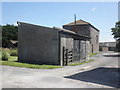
18, 22, 60, 65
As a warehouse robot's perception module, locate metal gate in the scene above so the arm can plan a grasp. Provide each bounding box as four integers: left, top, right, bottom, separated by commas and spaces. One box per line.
62, 47, 73, 66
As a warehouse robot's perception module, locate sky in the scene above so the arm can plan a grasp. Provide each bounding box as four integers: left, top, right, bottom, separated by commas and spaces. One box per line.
2, 2, 118, 42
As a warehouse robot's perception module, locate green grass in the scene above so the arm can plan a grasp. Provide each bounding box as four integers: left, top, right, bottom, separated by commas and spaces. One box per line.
89, 52, 98, 57
0, 56, 63, 69
69, 59, 94, 66
0, 50, 95, 69
10, 49, 18, 56
0, 56, 94, 69
0, 49, 63, 69
8, 56, 18, 62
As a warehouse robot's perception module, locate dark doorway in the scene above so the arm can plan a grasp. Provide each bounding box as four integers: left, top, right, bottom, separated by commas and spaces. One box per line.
92, 45, 93, 53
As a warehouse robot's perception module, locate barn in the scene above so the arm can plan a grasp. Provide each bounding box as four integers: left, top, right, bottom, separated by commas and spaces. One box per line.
63, 19, 99, 54
17, 22, 90, 66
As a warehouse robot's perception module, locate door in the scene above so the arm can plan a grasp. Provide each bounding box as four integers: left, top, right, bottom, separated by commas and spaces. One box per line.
80, 41, 86, 60
73, 40, 80, 61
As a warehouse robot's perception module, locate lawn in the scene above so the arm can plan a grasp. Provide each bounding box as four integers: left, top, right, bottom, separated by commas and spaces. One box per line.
89, 52, 98, 57
1, 48, 95, 69
8, 56, 18, 62
0, 56, 95, 69
0, 56, 63, 69
69, 59, 94, 66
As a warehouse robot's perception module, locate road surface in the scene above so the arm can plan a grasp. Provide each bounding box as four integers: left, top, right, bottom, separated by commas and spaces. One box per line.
1, 52, 119, 88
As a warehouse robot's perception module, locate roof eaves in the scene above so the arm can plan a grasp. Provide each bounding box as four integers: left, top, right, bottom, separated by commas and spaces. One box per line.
89, 24, 100, 32
54, 27, 90, 39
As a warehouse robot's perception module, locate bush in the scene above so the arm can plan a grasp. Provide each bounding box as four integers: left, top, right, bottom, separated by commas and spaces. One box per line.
10, 50, 18, 56
2, 51, 9, 61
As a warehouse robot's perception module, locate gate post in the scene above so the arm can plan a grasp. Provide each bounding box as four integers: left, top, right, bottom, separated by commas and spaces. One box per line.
65, 49, 68, 66
62, 47, 65, 66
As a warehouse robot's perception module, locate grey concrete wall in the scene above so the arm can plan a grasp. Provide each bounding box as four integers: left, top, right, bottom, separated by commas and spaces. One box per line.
63, 24, 99, 54
89, 26, 99, 53
63, 25, 90, 37
79, 40, 86, 60
18, 23, 59, 65
85, 41, 91, 59
60, 33, 88, 65
60, 33, 73, 66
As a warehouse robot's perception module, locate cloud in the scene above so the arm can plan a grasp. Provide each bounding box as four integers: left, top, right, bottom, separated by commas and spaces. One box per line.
91, 8, 96, 11
14, 22, 18, 26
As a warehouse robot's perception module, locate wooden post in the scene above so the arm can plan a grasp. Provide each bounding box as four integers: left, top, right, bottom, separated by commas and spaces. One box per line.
65, 49, 68, 66
74, 14, 77, 32
62, 47, 65, 66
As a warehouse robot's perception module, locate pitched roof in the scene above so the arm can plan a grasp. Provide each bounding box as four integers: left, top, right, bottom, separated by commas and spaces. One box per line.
63, 19, 99, 31
63, 19, 90, 26
53, 27, 90, 39
18, 21, 90, 40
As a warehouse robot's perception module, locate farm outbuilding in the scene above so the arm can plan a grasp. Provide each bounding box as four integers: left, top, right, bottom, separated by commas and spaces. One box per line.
99, 42, 116, 52
63, 19, 99, 54
17, 22, 90, 66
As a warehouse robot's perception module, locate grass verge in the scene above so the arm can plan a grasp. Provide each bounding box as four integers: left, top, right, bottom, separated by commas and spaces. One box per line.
0, 56, 95, 69
69, 59, 94, 66
0, 56, 63, 69
89, 53, 98, 57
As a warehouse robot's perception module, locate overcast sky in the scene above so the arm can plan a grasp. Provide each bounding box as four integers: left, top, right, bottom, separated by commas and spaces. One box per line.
2, 2, 118, 42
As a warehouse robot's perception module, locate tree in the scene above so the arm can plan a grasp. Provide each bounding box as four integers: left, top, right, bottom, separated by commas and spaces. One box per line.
111, 21, 120, 40
111, 21, 120, 52
2, 24, 18, 48
0, 25, 2, 47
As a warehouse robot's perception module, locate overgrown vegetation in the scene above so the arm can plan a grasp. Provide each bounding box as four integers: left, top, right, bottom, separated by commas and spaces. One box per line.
2, 51, 9, 61
1, 49, 10, 61
69, 59, 94, 66
10, 49, 18, 56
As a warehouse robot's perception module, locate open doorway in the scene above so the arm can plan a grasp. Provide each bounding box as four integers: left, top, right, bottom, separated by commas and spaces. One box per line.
92, 45, 93, 53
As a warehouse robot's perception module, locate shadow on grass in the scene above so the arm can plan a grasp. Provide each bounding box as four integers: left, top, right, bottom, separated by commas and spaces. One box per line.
64, 67, 120, 88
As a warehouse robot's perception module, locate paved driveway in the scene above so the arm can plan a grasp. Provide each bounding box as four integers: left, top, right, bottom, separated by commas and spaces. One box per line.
1, 52, 119, 88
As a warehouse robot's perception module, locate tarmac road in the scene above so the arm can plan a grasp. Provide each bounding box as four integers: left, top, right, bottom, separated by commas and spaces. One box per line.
1, 51, 119, 88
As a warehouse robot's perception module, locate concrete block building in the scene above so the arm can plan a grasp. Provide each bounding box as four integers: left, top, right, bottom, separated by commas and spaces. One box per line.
99, 42, 116, 52
18, 22, 91, 66
63, 19, 99, 54
18, 19, 99, 66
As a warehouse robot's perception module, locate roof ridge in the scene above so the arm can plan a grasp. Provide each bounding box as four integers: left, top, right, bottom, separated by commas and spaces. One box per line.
63, 19, 90, 26
79, 19, 90, 24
